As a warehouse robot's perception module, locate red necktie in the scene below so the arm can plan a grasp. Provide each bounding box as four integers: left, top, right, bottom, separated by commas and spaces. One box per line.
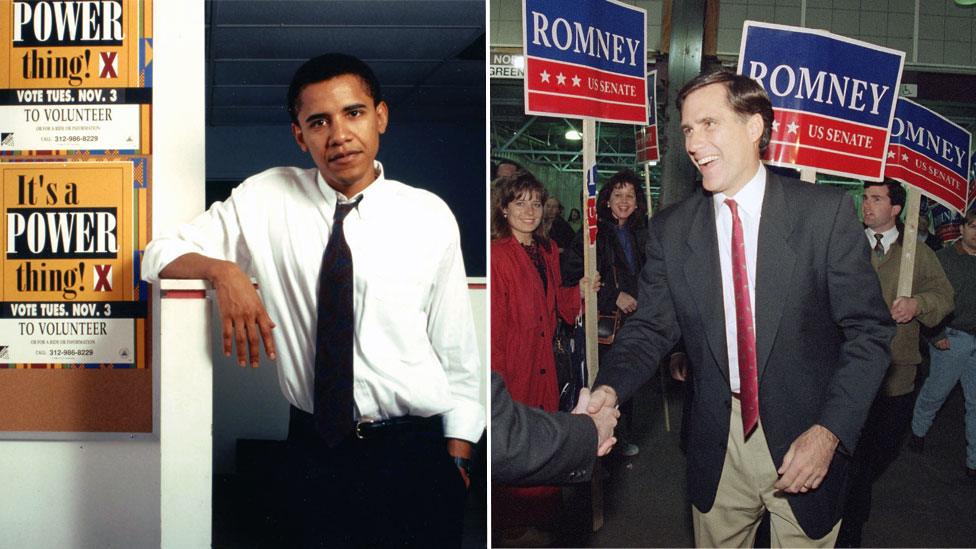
725, 199, 759, 436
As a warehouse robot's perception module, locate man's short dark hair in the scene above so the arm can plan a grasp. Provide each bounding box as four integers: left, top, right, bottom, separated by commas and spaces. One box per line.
964, 209, 976, 225
676, 69, 775, 153
287, 53, 382, 125
865, 180, 906, 210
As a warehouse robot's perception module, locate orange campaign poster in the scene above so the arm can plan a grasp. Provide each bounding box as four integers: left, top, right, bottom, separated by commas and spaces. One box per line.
0, 160, 145, 364
0, 0, 152, 154
0, 0, 152, 435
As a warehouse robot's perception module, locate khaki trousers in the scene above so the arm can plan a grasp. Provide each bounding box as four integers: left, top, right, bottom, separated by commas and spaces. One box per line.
692, 398, 841, 548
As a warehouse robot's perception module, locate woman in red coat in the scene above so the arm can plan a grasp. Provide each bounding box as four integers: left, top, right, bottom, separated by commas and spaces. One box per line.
490, 171, 583, 546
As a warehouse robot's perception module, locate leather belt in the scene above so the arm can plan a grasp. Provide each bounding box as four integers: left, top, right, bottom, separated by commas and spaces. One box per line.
354, 415, 441, 440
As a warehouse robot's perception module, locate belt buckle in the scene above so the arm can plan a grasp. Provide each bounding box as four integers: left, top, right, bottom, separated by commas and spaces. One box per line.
355, 420, 373, 440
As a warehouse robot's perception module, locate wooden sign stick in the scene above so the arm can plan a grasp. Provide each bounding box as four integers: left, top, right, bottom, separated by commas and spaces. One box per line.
582, 118, 599, 388
897, 188, 921, 298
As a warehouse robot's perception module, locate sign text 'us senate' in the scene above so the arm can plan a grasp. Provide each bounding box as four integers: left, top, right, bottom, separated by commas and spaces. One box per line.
12, 1, 125, 46
737, 20, 904, 180
523, 0, 647, 124
885, 98, 971, 214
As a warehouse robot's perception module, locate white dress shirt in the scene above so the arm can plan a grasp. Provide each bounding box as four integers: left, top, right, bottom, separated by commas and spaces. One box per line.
864, 225, 899, 256
713, 164, 766, 393
142, 162, 485, 442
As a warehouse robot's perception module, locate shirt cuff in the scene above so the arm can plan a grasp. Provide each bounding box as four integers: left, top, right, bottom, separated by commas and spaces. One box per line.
442, 398, 486, 443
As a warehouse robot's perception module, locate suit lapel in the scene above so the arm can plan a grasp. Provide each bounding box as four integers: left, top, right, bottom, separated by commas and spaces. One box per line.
755, 175, 796, 380
682, 194, 729, 382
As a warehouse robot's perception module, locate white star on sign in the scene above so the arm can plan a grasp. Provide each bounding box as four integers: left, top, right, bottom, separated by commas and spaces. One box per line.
772, 120, 780, 132
557, 72, 566, 85
902, 153, 909, 161
572, 75, 581, 87
887, 150, 895, 159
540, 70, 550, 83
787, 121, 799, 134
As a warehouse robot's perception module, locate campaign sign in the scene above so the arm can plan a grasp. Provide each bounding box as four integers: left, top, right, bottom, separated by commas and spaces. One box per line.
523, 0, 647, 124
585, 165, 598, 246
635, 69, 659, 163
738, 21, 905, 181
885, 98, 971, 214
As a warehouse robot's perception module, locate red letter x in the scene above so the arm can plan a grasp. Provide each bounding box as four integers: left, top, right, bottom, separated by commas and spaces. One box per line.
100, 52, 118, 78
94, 265, 113, 291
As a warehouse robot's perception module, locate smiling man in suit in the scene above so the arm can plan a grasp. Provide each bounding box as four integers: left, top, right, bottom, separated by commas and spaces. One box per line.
587, 69, 895, 547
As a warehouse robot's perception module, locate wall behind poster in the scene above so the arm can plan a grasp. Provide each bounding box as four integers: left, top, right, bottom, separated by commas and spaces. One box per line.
0, 0, 152, 435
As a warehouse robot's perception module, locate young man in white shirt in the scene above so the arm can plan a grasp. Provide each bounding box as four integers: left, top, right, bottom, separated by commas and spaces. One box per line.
142, 53, 483, 547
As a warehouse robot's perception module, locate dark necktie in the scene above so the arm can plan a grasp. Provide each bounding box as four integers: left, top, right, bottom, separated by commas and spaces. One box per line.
725, 199, 759, 436
314, 196, 361, 446
874, 233, 885, 258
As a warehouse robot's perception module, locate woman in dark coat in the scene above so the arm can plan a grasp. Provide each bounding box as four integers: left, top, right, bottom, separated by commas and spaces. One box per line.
490, 171, 583, 546
562, 169, 648, 455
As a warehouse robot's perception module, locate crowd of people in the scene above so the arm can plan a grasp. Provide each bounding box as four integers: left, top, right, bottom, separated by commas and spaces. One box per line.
490, 69, 976, 548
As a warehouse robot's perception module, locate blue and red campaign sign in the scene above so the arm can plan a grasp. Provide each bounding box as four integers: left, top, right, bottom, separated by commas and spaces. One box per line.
885, 98, 971, 214
523, 0, 647, 124
636, 70, 659, 163
738, 21, 904, 181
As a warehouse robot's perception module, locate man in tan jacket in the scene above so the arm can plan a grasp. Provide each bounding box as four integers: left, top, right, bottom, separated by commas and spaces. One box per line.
838, 180, 955, 547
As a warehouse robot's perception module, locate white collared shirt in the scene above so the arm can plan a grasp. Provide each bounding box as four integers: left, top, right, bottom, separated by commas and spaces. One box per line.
864, 225, 899, 256
142, 162, 484, 441
713, 164, 766, 393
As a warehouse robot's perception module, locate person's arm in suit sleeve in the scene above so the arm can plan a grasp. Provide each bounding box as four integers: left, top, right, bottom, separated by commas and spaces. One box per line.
594, 214, 681, 403
492, 373, 599, 486
815, 192, 896, 454
776, 191, 896, 494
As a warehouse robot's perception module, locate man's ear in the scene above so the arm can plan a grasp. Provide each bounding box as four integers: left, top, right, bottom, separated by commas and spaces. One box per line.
376, 101, 389, 135
747, 113, 763, 145
291, 123, 308, 152
893, 203, 903, 218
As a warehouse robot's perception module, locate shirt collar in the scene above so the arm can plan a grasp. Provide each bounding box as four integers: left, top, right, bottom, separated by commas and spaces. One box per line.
864, 224, 898, 252
712, 164, 766, 219
317, 161, 387, 219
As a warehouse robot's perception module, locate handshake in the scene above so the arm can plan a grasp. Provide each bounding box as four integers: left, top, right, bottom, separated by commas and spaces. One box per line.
571, 385, 620, 456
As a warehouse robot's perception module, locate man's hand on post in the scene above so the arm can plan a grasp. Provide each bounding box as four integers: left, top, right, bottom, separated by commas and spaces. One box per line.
573, 388, 620, 456
209, 260, 277, 367
774, 424, 839, 493
890, 296, 919, 324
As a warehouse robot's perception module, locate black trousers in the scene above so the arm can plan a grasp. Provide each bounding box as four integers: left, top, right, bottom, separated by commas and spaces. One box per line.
285, 406, 468, 548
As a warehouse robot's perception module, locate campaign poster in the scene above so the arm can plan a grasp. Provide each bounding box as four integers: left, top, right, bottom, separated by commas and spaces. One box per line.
635, 69, 658, 164
0, 0, 152, 154
0, 160, 148, 366
885, 98, 971, 215
523, 0, 648, 124
0, 0, 152, 435
738, 21, 904, 181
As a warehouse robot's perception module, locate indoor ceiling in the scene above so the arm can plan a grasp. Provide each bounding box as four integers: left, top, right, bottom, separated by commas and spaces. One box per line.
204, 0, 485, 126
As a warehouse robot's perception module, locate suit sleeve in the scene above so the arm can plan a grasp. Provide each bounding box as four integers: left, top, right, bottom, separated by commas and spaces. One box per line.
595, 215, 681, 402
818, 192, 896, 453
491, 373, 597, 485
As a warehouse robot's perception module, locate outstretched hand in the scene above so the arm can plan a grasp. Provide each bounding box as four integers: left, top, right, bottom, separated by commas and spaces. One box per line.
573, 387, 620, 456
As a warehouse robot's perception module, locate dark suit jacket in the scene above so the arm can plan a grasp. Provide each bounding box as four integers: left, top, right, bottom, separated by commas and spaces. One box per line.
491, 372, 596, 486
596, 172, 895, 538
